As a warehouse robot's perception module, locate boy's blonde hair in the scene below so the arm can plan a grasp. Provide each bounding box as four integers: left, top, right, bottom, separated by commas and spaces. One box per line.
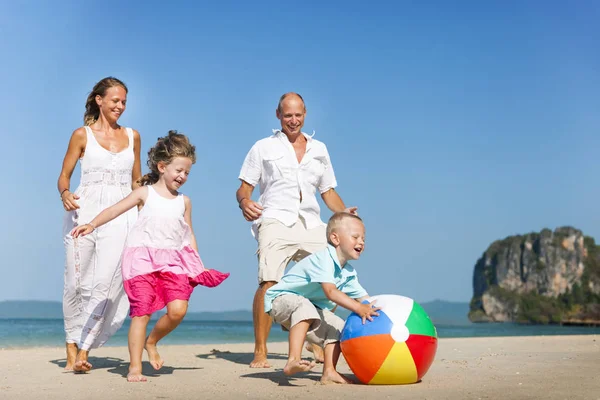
326, 212, 363, 245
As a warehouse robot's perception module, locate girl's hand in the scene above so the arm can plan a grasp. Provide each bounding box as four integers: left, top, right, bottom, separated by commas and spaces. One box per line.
356, 302, 380, 324
62, 191, 80, 211
71, 223, 94, 238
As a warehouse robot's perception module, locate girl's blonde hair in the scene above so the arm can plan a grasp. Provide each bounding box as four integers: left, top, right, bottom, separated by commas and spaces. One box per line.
139, 130, 197, 186
84, 77, 128, 126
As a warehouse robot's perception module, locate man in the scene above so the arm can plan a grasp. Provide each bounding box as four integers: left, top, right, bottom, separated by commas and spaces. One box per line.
236, 92, 357, 368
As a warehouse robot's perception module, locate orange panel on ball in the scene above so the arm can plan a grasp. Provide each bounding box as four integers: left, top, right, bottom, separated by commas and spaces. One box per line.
340, 333, 395, 384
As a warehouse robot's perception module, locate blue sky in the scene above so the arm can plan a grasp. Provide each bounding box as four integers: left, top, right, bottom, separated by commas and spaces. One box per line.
1, 1, 599, 311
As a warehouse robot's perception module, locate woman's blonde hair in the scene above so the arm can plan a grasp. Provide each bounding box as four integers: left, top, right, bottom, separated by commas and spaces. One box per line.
139, 130, 197, 186
83, 77, 128, 126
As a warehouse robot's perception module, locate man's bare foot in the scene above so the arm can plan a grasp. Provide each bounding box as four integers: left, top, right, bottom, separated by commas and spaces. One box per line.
283, 359, 316, 376
320, 370, 354, 385
249, 353, 271, 368
305, 342, 324, 363
127, 367, 147, 382
64, 343, 78, 371
144, 341, 164, 370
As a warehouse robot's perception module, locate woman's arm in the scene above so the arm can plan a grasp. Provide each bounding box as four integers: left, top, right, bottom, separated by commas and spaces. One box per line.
131, 129, 142, 189
57, 128, 86, 211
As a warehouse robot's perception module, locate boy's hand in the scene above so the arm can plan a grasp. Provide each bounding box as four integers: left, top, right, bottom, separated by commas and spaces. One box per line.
71, 224, 94, 238
356, 302, 380, 324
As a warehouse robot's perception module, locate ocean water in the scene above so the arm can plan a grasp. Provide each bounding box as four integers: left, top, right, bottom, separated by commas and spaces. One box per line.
0, 319, 598, 348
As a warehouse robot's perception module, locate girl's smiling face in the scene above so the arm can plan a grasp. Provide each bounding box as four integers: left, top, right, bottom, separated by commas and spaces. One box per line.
159, 156, 193, 191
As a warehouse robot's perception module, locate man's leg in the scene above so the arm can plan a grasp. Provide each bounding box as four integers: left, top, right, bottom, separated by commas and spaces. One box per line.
251, 280, 276, 368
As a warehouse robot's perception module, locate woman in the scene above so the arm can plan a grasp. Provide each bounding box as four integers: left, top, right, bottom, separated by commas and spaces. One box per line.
57, 77, 141, 372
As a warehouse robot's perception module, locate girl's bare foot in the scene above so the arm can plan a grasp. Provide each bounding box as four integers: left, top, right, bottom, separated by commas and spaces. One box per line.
64, 343, 78, 371
283, 359, 316, 376
144, 341, 164, 370
127, 366, 147, 382
320, 370, 354, 385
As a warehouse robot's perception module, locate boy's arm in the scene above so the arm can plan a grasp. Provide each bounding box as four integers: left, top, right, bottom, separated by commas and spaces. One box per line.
321, 283, 379, 324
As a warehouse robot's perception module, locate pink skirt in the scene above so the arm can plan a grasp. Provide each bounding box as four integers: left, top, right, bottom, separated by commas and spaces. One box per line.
124, 269, 230, 317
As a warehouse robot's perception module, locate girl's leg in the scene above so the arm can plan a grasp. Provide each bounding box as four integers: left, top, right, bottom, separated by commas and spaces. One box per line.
127, 315, 151, 382
144, 300, 188, 370
283, 320, 316, 376
320, 342, 353, 384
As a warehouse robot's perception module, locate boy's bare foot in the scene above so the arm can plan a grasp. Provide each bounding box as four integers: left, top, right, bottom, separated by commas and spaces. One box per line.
304, 342, 325, 363
144, 341, 164, 370
320, 370, 354, 385
283, 359, 316, 376
249, 352, 271, 368
127, 366, 147, 382
64, 343, 78, 371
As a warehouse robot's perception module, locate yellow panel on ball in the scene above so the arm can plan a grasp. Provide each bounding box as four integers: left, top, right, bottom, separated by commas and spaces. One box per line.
369, 342, 418, 385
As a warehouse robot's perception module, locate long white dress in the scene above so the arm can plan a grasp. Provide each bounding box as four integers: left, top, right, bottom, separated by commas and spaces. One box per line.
62, 126, 137, 350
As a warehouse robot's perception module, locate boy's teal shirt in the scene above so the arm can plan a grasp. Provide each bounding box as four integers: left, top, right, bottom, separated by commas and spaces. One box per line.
264, 244, 368, 313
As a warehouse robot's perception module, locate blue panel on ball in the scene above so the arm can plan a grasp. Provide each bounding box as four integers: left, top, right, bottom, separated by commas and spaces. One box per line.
341, 305, 394, 342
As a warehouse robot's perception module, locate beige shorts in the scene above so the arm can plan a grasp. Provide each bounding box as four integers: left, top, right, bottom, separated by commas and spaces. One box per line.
270, 293, 345, 347
256, 218, 327, 284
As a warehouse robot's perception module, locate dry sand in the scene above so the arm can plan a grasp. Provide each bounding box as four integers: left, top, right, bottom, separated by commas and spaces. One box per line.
1, 335, 598, 399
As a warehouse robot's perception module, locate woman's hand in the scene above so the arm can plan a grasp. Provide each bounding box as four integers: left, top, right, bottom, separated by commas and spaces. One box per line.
62, 191, 80, 211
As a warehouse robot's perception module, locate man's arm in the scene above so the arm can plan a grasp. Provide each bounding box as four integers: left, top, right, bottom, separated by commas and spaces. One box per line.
236, 180, 263, 221
321, 188, 358, 215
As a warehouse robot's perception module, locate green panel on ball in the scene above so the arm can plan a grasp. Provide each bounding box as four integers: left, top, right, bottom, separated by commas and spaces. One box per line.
405, 302, 437, 338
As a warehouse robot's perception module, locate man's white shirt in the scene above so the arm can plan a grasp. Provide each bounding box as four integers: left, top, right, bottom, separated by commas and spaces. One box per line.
239, 129, 337, 237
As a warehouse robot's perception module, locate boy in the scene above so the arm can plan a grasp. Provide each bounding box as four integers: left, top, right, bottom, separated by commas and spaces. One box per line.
264, 212, 379, 384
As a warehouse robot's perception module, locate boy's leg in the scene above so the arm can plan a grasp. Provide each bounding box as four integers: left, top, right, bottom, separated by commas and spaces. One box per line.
306, 309, 353, 384
284, 320, 317, 376
128, 315, 151, 382
145, 299, 189, 370
270, 294, 321, 375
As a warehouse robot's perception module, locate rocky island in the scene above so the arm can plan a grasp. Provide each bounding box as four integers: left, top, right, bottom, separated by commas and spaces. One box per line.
469, 227, 600, 325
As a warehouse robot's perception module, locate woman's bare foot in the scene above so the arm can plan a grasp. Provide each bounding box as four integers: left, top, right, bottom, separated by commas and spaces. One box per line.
127, 366, 147, 382
64, 343, 78, 371
73, 350, 92, 373
249, 352, 271, 368
320, 370, 354, 385
305, 342, 325, 363
283, 359, 316, 376
144, 341, 164, 370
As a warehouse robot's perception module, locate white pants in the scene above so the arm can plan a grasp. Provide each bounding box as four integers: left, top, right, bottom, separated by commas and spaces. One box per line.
62, 211, 131, 350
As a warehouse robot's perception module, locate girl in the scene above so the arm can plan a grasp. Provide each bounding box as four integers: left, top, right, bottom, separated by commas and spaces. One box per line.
71, 131, 229, 382
58, 76, 142, 372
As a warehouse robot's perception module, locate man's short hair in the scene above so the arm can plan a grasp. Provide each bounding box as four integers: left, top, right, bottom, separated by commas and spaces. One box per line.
277, 92, 306, 113
326, 212, 363, 245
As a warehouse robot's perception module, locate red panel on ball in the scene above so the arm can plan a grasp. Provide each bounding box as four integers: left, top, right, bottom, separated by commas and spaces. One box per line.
405, 334, 438, 380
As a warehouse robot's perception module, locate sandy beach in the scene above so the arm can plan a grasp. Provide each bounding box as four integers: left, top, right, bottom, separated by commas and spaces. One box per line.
1, 335, 598, 400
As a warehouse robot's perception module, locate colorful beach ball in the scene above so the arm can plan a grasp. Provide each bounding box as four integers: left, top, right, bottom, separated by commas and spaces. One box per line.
340, 294, 438, 385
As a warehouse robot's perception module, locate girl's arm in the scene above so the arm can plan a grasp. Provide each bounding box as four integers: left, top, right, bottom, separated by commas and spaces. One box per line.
183, 196, 199, 252
57, 128, 86, 211
131, 129, 142, 189
71, 186, 147, 237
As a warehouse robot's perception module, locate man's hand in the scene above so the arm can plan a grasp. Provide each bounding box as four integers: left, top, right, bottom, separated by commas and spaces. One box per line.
239, 198, 263, 221
344, 206, 358, 215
